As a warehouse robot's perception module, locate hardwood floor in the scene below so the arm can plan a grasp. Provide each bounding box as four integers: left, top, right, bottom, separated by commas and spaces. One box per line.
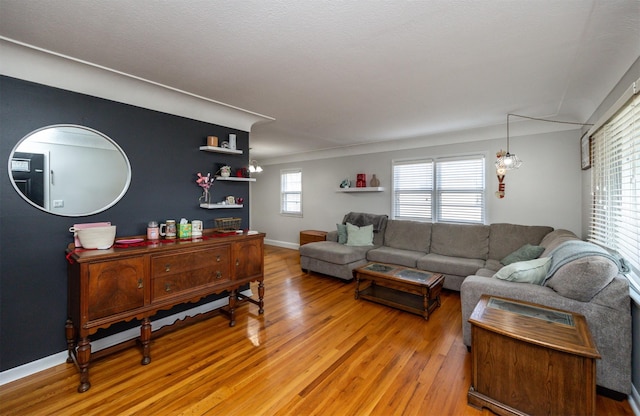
0, 245, 634, 415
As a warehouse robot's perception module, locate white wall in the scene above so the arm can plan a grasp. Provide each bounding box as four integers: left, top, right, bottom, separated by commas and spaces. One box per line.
251, 129, 582, 247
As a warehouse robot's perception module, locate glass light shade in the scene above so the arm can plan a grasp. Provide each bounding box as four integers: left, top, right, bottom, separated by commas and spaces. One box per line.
495, 153, 522, 170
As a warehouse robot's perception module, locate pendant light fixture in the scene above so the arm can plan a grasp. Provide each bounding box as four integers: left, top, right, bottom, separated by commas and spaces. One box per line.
495, 114, 523, 170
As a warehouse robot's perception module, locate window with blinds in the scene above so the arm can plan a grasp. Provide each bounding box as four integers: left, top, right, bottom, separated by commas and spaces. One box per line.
436, 157, 485, 223
281, 169, 302, 216
393, 155, 485, 223
589, 93, 640, 283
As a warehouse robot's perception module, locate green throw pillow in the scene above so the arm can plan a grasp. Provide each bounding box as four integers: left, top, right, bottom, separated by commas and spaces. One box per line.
336, 223, 348, 244
501, 244, 545, 265
345, 222, 374, 246
494, 257, 551, 285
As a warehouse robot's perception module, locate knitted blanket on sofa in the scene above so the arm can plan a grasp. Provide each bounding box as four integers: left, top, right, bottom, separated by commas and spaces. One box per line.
545, 240, 630, 281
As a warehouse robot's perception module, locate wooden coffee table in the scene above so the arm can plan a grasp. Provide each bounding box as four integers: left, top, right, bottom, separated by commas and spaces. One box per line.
354, 262, 444, 320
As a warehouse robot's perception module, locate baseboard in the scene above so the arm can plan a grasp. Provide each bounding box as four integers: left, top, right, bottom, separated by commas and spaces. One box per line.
0, 289, 251, 386
630, 384, 640, 416
265, 238, 299, 250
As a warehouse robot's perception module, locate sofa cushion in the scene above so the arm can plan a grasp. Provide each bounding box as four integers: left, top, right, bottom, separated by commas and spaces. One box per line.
484, 259, 503, 272
367, 246, 424, 268
488, 223, 554, 260
430, 223, 490, 260
501, 244, 545, 265
336, 224, 347, 244
299, 241, 370, 264
346, 223, 374, 246
417, 253, 485, 276
494, 257, 551, 285
541, 231, 580, 257
545, 256, 619, 302
383, 220, 431, 252
540, 229, 578, 249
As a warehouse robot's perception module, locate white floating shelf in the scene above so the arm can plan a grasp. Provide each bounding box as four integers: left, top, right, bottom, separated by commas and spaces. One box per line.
215, 176, 256, 182
199, 146, 243, 155
336, 187, 385, 193
200, 203, 244, 209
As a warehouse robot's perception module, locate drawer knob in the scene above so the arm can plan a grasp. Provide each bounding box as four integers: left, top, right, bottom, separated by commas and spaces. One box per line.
216, 255, 221, 262
216, 271, 222, 279
165, 283, 172, 292
235, 259, 240, 267
165, 264, 171, 272
137, 278, 143, 289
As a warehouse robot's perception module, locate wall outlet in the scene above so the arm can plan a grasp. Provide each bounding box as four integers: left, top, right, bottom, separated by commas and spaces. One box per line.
53, 200, 64, 208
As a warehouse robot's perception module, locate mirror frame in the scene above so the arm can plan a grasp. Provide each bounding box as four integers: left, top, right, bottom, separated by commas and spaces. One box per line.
7, 124, 132, 217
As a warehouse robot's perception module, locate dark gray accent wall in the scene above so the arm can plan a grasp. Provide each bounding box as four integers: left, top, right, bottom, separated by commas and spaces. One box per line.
0, 75, 251, 371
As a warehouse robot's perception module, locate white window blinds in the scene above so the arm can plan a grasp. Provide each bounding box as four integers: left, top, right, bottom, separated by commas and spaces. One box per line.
281, 169, 302, 215
392, 155, 485, 223
589, 93, 640, 281
393, 160, 434, 221
436, 157, 485, 223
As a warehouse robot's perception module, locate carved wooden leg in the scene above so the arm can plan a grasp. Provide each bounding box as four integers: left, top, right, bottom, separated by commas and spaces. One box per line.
228, 289, 237, 327
354, 275, 361, 300
140, 318, 152, 365
423, 287, 429, 321
77, 337, 91, 393
65, 319, 76, 364
257, 280, 265, 314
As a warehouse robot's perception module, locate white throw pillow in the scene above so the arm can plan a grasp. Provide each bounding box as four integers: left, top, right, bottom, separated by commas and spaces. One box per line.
493, 257, 551, 285
346, 222, 374, 246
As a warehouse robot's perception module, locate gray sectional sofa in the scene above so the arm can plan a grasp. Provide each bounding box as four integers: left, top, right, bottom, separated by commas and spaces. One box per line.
299, 212, 631, 396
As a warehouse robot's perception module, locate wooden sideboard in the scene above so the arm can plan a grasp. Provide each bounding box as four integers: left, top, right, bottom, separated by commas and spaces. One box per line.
65, 230, 265, 393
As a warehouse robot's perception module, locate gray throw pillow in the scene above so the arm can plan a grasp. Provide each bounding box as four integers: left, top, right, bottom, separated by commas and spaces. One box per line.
336, 223, 347, 244
501, 244, 545, 265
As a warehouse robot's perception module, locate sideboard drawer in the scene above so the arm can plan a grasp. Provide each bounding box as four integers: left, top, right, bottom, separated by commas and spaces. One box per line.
152, 264, 231, 301
151, 246, 230, 278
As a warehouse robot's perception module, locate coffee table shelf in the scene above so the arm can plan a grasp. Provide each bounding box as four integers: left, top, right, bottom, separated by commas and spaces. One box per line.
354, 262, 444, 320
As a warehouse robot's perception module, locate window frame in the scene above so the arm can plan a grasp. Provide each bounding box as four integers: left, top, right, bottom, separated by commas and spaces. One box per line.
280, 168, 303, 217
392, 154, 486, 224
588, 90, 639, 294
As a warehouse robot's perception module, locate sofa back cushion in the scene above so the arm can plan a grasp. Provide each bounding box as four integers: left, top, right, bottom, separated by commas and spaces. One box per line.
540, 229, 579, 257
430, 223, 490, 259
488, 223, 554, 260
383, 220, 431, 252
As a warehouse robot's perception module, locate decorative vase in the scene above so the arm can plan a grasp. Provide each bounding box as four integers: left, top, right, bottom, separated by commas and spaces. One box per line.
370, 174, 380, 187
220, 166, 231, 177
199, 189, 211, 205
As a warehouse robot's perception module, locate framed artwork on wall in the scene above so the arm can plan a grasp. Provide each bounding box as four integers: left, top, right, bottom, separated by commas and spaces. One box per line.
581, 135, 592, 170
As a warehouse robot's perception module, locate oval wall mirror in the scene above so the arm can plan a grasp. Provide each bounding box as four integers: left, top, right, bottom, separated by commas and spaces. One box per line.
8, 124, 131, 216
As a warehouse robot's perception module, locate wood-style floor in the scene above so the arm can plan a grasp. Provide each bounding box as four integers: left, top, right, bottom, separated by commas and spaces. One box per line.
0, 245, 634, 415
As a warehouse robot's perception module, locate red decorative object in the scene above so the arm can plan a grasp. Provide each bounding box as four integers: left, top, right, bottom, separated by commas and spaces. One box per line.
356, 173, 366, 187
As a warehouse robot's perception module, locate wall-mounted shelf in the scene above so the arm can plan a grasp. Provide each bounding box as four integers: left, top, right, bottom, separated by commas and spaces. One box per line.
215, 176, 256, 182
199, 146, 243, 155
336, 187, 385, 193
200, 203, 244, 209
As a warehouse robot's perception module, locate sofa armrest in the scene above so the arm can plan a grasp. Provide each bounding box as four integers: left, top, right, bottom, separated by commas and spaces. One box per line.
326, 230, 338, 242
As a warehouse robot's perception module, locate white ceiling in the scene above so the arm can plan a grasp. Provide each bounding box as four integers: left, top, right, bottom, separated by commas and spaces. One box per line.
1, 0, 639, 162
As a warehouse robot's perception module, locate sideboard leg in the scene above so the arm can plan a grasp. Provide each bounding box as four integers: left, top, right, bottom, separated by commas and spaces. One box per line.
140, 318, 151, 365
77, 337, 91, 393
257, 280, 265, 314
65, 319, 76, 364
228, 290, 237, 327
